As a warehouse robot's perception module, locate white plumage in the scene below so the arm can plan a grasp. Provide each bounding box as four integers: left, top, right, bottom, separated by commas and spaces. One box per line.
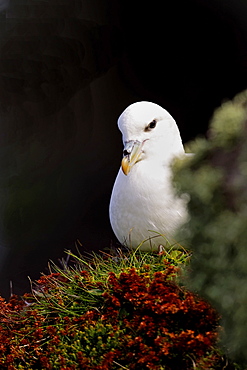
109, 101, 188, 250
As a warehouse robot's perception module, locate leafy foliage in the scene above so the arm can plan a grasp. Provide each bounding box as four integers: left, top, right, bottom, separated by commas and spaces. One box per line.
173, 90, 247, 365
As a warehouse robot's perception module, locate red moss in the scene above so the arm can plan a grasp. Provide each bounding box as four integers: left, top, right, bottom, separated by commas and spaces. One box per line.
100, 265, 220, 369
0, 261, 224, 369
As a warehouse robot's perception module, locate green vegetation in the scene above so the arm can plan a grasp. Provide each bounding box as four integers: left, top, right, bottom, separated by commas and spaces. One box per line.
0, 247, 233, 369
174, 90, 247, 366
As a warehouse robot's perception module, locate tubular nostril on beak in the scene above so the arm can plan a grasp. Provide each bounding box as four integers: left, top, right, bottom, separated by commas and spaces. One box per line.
123, 140, 135, 157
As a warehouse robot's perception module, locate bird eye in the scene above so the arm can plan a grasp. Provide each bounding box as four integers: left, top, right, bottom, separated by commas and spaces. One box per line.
145, 119, 157, 131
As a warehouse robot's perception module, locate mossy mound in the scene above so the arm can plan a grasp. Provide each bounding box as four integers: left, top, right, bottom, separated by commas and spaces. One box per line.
0, 250, 226, 369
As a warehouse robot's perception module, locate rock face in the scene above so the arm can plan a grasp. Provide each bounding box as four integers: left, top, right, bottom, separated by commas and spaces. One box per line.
0, 0, 246, 297
174, 90, 247, 364
0, 0, 126, 297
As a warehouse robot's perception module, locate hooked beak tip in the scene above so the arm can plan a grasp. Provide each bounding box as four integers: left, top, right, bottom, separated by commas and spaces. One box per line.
121, 140, 143, 176
121, 157, 130, 175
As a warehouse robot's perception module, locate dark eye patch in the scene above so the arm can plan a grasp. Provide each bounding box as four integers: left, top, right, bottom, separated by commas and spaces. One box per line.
145, 119, 157, 131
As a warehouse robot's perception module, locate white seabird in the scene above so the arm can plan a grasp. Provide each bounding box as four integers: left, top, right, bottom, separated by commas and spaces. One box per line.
109, 101, 188, 250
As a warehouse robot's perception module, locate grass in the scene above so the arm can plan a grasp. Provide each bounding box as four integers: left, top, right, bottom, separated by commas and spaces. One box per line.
0, 242, 243, 369
29, 244, 190, 318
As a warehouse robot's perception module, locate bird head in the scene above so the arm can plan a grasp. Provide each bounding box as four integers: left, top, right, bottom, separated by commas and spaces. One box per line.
118, 101, 184, 175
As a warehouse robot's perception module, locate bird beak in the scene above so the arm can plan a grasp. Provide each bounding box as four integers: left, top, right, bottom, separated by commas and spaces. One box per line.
121, 140, 143, 175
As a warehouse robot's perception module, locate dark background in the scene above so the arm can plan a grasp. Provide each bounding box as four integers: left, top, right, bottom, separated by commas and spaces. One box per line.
0, 0, 246, 297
